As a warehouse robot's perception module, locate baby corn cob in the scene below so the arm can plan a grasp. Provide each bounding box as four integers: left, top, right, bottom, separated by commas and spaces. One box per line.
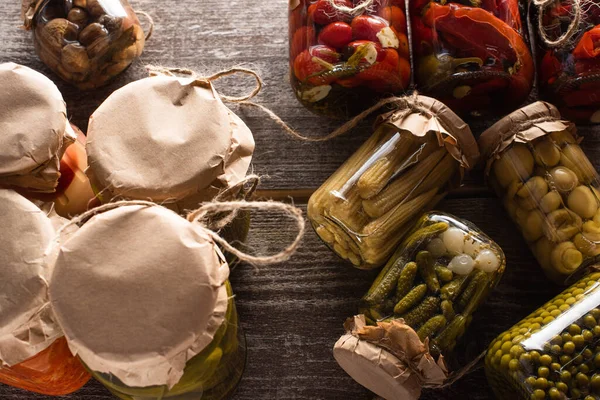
362, 149, 449, 218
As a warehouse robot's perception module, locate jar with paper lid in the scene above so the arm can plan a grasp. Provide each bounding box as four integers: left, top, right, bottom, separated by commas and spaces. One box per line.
0, 62, 96, 217
333, 211, 506, 400
485, 270, 600, 400
411, 0, 534, 116
0, 189, 91, 395
49, 203, 246, 400
479, 102, 600, 285
307, 95, 479, 270
21, 0, 146, 89
289, 0, 411, 118
532, 0, 600, 123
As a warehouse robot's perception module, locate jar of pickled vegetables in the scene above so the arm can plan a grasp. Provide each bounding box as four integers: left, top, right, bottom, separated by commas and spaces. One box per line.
307, 94, 479, 269
334, 212, 506, 400
411, 0, 534, 116
532, 0, 600, 123
22, 0, 146, 89
0, 189, 91, 395
289, 0, 411, 118
479, 101, 600, 284
49, 203, 246, 400
486, 269, 600, 400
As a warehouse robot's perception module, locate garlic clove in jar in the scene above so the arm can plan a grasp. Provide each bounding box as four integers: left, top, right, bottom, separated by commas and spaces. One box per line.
442, 227, 465, 255
475, 249, 500, 273
448, 254, 475, 275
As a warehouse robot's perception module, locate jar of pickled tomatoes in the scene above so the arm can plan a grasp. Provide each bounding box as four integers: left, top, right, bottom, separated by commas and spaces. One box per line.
289, 0, 411, 118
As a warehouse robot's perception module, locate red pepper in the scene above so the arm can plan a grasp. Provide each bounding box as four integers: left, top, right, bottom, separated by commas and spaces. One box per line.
377, 6, 407, 34
540, 50, 562, 85
423, 3, 533, 100
573, 25, 600, 60
357, 48, 410, 92
563, 87, 600, 108
479, 0, 522, 31
411, 15, 434, 56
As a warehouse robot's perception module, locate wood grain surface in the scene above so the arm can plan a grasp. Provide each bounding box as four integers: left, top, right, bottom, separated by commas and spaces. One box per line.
0, 0, 599, 399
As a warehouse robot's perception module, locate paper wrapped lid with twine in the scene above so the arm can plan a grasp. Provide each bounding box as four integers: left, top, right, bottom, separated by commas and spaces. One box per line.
478, 101, 577, 176
0, 189, 63, 367
333, 315, 448, 400
0, 62, 76, 193
48, 203, 231, 389
86, 72, 255, 210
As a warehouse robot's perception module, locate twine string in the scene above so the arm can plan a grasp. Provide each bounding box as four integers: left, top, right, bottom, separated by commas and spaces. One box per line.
326, 0, 374, 17
534, 0, 582, 48
135, 10, 155, 41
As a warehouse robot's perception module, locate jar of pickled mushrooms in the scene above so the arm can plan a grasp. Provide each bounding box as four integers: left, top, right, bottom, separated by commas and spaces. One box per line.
334, 212, 506, 400
307, 94, 480, 269
49, 203, 246, 400
0, 62, 95, 216
486, 269, 600, 400
479, 101, 600, 284
21, 0, 146, 89
0, 189, 90, 395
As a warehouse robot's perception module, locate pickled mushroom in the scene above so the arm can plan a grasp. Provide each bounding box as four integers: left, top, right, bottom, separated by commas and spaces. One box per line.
522, 210, 545, 242
516, 176, 548, 209
539, 191, 562, 214
567, 186, 599, 219
560, 144, 598, 185
573, 233, 600, 257
550, 241, 583, 274
533, 138, 561, 167
549, 166, 579, 193
492, 144, 534, 188
543, 209, 583, 243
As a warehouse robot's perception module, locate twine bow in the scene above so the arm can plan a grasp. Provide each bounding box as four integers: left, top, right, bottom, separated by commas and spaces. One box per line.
533, 0, 582, 48
325, 0, 375, 17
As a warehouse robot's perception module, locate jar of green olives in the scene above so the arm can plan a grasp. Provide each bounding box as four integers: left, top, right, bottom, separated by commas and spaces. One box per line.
307, 95, 479, 270
486, 270, 600, 400
334, 212, 506, 400
22, 0, 146, 89
479, 101, 600, 284
49, 203, 246, 400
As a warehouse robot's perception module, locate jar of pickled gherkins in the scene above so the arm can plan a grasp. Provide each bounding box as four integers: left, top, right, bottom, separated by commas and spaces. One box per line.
21, 0, 146, 89
307, 94, 479, 269
289, 0, 411, 118
0, 189, 91, 395
49, 203, 246, 400
334, 212, 506, 400
411, 0, 534, 116
479, 101, 600, 284
531, 0, 600, 123
486, 270, 600, 400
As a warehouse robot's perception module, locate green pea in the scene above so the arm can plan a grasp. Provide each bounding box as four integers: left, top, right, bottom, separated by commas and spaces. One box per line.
584, 314, 597, 328
560, 355, 572, 364
569, 324, 582, 335
562, 333, 573, 343
590, 309, 600, 320
582, 348, 594, 360
583, 330, 594, 342
573, 335, 585, 348
532, 389, 546, 400
525, 376, 537, 387
571, 388, 582, 398
593, 325, 600, 336
531, 351, 541, 363
550, 362, 561, 372
551, 344, 562, 354
560, 370, 572, 382
548, 387, 562, 400
520, 353, 532, 365
585, 396, 596, 400
556, 382, 568, 393
573, 354, 584, 365
540, 354, 553, 366
563, 341, 576, 354
595, 354, 600, 368
577, 372, 590, 387
510, 345, 525, 358
550, 335, 563, 346
538, 366, 550, 378
579, 364, 590, 374
509, 359, 520, 371
591, 373, 600, 391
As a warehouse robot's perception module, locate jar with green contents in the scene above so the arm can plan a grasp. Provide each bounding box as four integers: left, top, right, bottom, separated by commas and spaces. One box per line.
479, 101, 600, 285
486, 270, 600, 400
49, 203, 246, 400
307, 95, 479, 270
334, 212, 506, 400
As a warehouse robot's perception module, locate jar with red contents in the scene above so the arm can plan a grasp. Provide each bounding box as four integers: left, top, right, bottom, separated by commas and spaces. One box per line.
533, 0, 600, 124
289, 0, 411, 118
411, 0, 534, 117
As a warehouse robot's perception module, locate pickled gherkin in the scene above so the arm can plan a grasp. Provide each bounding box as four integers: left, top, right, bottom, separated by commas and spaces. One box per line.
334, 212, 505, 399
486, 271, 600, 400
308, 95, 479, 269
479, 102, 600, 284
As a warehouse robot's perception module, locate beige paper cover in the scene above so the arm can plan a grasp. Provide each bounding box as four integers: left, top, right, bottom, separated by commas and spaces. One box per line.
479, 101, 577, 175
0, 189, 63, 366
378, 95, 480, 171
333, 315, 448, 400
0, 63, 75, 193
49, 204, 230, 388
86, 75, 255, 210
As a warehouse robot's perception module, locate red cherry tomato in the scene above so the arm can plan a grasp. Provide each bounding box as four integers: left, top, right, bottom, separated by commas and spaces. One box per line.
309, 0, 353, 25
378, 6, 406, 34
319, 22, 353, 49
293, 46, 341, 85
351, 15, 389, 42
394, 30, 409, 59
290, 26, 316, 63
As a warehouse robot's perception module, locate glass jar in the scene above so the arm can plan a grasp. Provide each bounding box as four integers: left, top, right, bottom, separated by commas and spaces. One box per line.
486, 270, 600, 400
28, 0, 145, 89
532, 0, 600, 123
307, 95, 479, 269
334, 212, 505, 399
411, 0, 534, 117
0, 338, 91, 396
93, 282, 246, 400
289, 0, 411, 118
479, 102, 600, 284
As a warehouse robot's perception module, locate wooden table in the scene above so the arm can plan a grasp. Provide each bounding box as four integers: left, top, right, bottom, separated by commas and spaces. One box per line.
2, 1, 600, 399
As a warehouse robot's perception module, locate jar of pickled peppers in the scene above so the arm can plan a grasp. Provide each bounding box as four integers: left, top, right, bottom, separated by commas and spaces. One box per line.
22, 0, 146, 89
411, 0, 534, 116
532, 0, 600, 123
49, 204, 246, 400
479, 102, 600, 285
289, 0, 411, 118
307, 94, 479, 269
334, 212, 506, 400
486, 269, 600, 400
0, 189, 90, 395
